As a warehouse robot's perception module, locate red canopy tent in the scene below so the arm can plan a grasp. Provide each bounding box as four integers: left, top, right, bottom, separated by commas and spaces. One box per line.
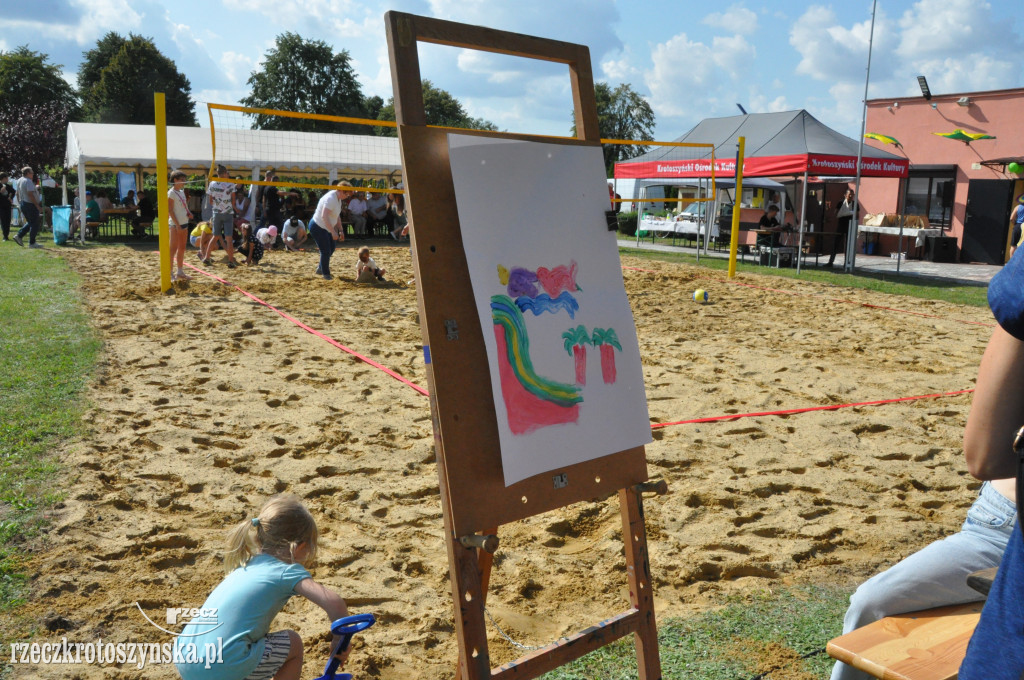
614, 109, 908, 179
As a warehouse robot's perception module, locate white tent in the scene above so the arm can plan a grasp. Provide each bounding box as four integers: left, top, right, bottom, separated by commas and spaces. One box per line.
65, 122, 402, 176
64, 122, 402, 242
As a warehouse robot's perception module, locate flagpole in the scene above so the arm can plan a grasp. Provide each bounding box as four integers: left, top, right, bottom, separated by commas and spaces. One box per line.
846, 0, 878, 273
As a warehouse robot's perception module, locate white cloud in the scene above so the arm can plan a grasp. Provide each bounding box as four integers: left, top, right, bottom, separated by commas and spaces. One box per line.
748, 93, 789, 113
643, 30, 757, 122
703, 5, 758, 35
896, 0, 1007, 58
2, 0, 141, 46
711, 35, 755, 79
601, 45, 641, 82
219, 51, 256, 86
457, 51, 523, 84
644, 33, 716, 117
790, 5, 875, 82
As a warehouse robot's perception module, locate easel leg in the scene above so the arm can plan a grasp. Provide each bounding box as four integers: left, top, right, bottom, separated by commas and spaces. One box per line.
620, 487, 662, 679
455, 528, 498, 677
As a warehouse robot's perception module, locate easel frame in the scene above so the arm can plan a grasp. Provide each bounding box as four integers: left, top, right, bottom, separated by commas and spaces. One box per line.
385, 12, 663, 679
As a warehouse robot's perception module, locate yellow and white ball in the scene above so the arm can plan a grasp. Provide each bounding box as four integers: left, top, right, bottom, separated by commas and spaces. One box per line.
693, 289, 708, 303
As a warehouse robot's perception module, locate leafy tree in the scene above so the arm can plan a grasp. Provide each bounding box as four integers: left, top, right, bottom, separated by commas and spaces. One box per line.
242, 33, 369, 133
78, 33, 128, 96
364, 95, 384, 123
80, 34, 197, 126
0, 46, 79, 114
0, 100, 73, 174
375, 80, 498, 136
572, 82, 655, 175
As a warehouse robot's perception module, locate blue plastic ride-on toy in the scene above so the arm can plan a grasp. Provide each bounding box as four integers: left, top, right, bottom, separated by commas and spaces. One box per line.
312, 613, 376, 680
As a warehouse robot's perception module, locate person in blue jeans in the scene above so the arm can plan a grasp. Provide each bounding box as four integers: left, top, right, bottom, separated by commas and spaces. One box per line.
956, 247, 1024, 679
13, 166, 43, 248
830, 479, 1016, 680
308, 180, 352, 281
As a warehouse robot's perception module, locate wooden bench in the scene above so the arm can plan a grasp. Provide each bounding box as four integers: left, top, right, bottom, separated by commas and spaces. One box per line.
827, 601, 983, 680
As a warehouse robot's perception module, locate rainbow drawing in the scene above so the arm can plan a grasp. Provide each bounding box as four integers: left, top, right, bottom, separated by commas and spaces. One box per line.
491, 294, 581, 435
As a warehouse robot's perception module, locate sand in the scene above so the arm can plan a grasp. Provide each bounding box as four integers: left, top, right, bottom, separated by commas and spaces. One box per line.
9, 242, 995, 679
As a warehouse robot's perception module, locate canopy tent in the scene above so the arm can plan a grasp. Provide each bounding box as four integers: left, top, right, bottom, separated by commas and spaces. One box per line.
614, 110, 908, 180
629, 177, 786, 255
64, 122, 402, 243
65, 122, 402, 178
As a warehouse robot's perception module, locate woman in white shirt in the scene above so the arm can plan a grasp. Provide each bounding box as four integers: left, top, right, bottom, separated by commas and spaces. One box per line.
308, 180, 353, 280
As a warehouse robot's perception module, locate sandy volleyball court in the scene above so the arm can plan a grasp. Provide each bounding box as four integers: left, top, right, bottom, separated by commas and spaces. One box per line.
10, 243, 994, 678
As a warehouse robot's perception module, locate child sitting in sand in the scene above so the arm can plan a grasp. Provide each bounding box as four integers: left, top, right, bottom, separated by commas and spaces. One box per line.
282, 213, 307, 251
174, 495, 350, 680
355, 246, 386, 283
237, 222, 265, 266
190, 222, 213, 263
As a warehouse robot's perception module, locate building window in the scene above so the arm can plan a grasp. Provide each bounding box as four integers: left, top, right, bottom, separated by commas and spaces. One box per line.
904, 171, 955, 229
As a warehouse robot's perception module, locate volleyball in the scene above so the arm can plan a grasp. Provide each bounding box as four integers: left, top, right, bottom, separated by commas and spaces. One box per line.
693, 289, 708, 303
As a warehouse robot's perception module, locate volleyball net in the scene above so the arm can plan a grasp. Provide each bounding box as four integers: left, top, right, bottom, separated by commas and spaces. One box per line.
207, 102, 717, 208
207, 103, 403, 194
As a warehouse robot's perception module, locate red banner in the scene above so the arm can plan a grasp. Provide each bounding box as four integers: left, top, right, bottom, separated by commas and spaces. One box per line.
614, 153, 908, 179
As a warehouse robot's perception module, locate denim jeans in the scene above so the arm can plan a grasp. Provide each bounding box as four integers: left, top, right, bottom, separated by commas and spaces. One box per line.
17, 201, 40, 244
830, 482, 1016, 680
309, 220, 335, 277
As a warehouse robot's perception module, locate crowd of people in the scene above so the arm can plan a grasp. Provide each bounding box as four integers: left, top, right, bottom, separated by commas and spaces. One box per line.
166, 169, 407, 283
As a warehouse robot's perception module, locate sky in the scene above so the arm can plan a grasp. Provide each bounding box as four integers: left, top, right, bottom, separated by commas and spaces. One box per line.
6, 0, 1024, 142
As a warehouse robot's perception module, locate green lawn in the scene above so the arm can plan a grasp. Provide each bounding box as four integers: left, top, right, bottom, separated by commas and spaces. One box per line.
0, 245, 99, 613
540, 585, 850, 679
619, 246, 990, 308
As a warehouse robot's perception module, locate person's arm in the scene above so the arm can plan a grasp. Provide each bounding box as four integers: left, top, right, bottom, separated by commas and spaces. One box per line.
167, 195, 180, 228
294, 577, 349, 662
964, 325, 1024, 479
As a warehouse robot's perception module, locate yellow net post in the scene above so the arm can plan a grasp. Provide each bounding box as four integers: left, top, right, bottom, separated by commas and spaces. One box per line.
155, 93, 171, 292
727, 136, 745, 279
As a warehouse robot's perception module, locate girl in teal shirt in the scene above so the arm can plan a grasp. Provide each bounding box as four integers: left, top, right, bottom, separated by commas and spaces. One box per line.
175, 496, 350, 680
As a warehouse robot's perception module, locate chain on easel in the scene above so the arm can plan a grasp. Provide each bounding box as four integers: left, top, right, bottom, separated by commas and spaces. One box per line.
484, 607, 556, 652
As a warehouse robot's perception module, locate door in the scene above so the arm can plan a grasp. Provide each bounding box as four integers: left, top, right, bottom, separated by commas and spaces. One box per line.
963, 179, 1014, 264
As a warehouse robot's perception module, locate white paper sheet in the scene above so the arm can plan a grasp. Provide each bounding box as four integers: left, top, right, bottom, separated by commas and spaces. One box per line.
448, 134, 652, 486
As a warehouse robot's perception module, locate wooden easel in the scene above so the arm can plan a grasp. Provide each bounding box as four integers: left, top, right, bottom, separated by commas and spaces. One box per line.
385, 12, 664, 679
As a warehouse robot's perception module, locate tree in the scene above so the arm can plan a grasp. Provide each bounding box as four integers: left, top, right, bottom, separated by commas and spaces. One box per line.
0, 100, 73, 174
0, 46, 79, 114
242, 33, 369, 133
572, 82, 656, 175
79, 34, 197, 126
375, 80, 498, 136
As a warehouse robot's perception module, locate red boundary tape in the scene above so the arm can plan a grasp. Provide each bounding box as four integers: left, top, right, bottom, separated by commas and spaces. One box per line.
181, 264, 973, 428
650, 388, 975, 428
184, 263, 430, 396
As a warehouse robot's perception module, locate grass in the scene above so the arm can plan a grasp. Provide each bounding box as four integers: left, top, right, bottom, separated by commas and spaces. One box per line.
541, 584, 851, 680
618, 245, 991, 308
0, 244, 99, 613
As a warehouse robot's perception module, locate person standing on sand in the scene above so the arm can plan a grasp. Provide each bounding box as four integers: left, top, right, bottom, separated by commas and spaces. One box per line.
203, 164, 237, 268
308, 180, 352, 281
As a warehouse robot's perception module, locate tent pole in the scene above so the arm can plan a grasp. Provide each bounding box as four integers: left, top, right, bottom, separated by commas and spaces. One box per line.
846, 0, 878, 273
695, 178, 701, 264
635, 186, 643, 248
796, 171, 808, 273
78, 162, 87, 244
895, 178, 908, 274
